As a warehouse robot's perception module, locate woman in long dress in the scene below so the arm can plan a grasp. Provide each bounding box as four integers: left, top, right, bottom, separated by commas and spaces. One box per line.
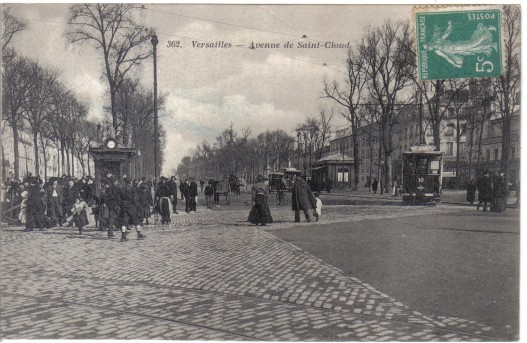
248, 174, 273, 226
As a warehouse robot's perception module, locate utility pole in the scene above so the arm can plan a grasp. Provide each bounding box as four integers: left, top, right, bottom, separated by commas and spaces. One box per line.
151, 34, 159, 181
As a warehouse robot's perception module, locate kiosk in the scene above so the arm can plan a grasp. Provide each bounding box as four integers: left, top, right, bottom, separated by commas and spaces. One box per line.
89, 138, 136, 195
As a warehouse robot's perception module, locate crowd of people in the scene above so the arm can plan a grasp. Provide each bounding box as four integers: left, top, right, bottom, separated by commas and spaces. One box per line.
466, 170, 510, 212
2, 171, 324, 241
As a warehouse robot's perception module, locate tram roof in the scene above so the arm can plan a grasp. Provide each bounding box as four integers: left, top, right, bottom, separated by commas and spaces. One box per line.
402, 150, 443, 156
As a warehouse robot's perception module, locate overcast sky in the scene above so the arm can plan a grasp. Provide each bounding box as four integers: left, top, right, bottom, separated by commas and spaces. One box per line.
8, 4, 412, 175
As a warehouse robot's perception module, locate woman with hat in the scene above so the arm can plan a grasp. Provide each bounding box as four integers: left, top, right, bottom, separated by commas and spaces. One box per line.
247, 174, 273, 226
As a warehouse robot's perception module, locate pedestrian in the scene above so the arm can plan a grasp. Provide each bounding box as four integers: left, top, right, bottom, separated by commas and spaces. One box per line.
204, 180, 214, 209
62, 179, 78, 225
137, 177, 153, 224
372, 178, 378, 194
200, 179, 205, 193
466, 179, 477, 205
155, 176, 172, 225
189, 177, 198, 212
181, 179, 191, 213
119, 177, 146, 242
391, 179, 398, 196
313, 192, 322, 222
179, 179, 185, 200
71, 197, 89, 235
476, 170, 493, 212
291, 174, 316, 223
47, 179, 64, 226
326, 177, 332, 193
101, 177, 121, 238
247, 174, 273, 226
491, 171, 507, 212
168, 176, 179, 214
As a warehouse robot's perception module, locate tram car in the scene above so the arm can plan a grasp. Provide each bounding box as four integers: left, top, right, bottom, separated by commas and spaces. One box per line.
401, 146, 443, 205
268, 168, 302, 192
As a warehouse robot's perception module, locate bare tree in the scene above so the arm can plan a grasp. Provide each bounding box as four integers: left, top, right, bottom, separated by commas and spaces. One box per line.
324, 48, 366, 190
359, 20, 415, 192
66, 4, 153, 132
22, 62, 59, 175
2, 55, 34, 179
2, 7, 26, 51
494, 5, 521, 189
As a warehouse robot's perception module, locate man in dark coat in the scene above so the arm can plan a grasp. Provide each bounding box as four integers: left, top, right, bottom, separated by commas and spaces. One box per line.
291, 174, 316, 223
372, 178, 379, 194
181, 179, 191, 213
168, 176, 179, 214
476, 171, 493, 212
466, 179, 477, 205
101, 177, 121, 238
137, 178, 153, 224
119, 177, 146, 242
62, 179, 79, 223
189, 177, 198, 212
47, 180, 64, 226
155, 176, 172, 224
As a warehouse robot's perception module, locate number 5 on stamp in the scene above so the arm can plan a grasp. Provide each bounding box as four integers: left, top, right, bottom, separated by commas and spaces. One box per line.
415, 8, 502, 81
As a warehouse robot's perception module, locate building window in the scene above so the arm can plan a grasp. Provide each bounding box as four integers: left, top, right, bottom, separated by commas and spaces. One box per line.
511, 146, 516, 158
494, 148, 499, 161
459, 142, 466, 153
338, 168, 349, 182
487, 123, 494, 137
486, 149, 491, 161
445, 125, 454, 136
446, 142, 453, 155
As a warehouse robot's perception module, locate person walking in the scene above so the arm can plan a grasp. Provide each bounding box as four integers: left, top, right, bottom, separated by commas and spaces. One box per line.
168, 176, 179, 214
189, 178, 198, 212
466, 179, 477, 205
71, 197, 89, 235
372, 178, 379, 194
181, 179, 191, 213
204, 180, 214, 209
155, 177, 172, 225
291, 174, 316, 223
102, 177, 121, 238
137, 178, 153, 225
47, 179, 64, 226
248, 174, 273, 226
476, 170, 493, 212
119, 177, 146, 242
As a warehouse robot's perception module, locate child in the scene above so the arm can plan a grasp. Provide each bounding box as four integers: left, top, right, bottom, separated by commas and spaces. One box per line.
71, 197, 89, 235
313, 192, 322, 222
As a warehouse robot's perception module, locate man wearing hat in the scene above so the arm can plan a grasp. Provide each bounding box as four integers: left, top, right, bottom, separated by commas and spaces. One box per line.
101, 176, 121, 238
155, 176, 172, 224
119, 177, 146, 241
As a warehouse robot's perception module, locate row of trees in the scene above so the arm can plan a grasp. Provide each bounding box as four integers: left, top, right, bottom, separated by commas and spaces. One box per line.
176, 109, 334, 182
2, 5, 166, 180
324, 6, 520, 191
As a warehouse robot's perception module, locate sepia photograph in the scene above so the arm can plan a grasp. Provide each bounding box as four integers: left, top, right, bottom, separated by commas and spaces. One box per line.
0, 2, 521, 341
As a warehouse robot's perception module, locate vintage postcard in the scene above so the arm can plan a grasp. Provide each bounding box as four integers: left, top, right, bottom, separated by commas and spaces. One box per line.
0, 3, 520, 341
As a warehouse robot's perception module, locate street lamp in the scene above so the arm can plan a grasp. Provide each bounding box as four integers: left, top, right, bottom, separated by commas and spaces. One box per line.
297, 131, 301, 171
151, 34, 159, 181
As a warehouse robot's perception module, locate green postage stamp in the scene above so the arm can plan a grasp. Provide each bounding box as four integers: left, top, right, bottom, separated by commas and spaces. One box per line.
415, 7, 502, 81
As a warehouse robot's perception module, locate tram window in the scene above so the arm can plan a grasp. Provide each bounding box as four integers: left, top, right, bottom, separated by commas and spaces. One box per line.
416, 158, 427, 174
429, 160, 440, 174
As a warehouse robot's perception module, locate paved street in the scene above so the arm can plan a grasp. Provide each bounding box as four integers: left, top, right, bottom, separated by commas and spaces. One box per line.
0, 197, 519, 341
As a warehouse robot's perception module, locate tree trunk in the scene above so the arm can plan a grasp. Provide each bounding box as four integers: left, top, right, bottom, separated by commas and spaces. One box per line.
501, 118, 512, 191
33, 131, 39, 176
433, 124, 441, 151
12, 125, 20, 180
65, 145, 70, 176
71, 140, 75, 176
352, 130, 360, 191
39, 134, 48, 181
476, 122, 484, 173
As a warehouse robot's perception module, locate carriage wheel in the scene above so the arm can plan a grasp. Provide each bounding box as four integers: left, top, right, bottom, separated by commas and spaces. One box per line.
226, 193, 231, 204
282, 193, 288, 206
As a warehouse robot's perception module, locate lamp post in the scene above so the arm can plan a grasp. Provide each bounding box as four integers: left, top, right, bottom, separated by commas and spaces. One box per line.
297, 132, 301, 170
151, 34, 159, 181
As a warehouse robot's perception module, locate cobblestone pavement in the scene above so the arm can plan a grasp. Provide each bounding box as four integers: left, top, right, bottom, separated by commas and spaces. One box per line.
0, 204, 508, 341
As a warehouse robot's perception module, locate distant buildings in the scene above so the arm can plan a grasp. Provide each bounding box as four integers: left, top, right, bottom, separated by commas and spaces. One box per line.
319, 97, 520, 190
